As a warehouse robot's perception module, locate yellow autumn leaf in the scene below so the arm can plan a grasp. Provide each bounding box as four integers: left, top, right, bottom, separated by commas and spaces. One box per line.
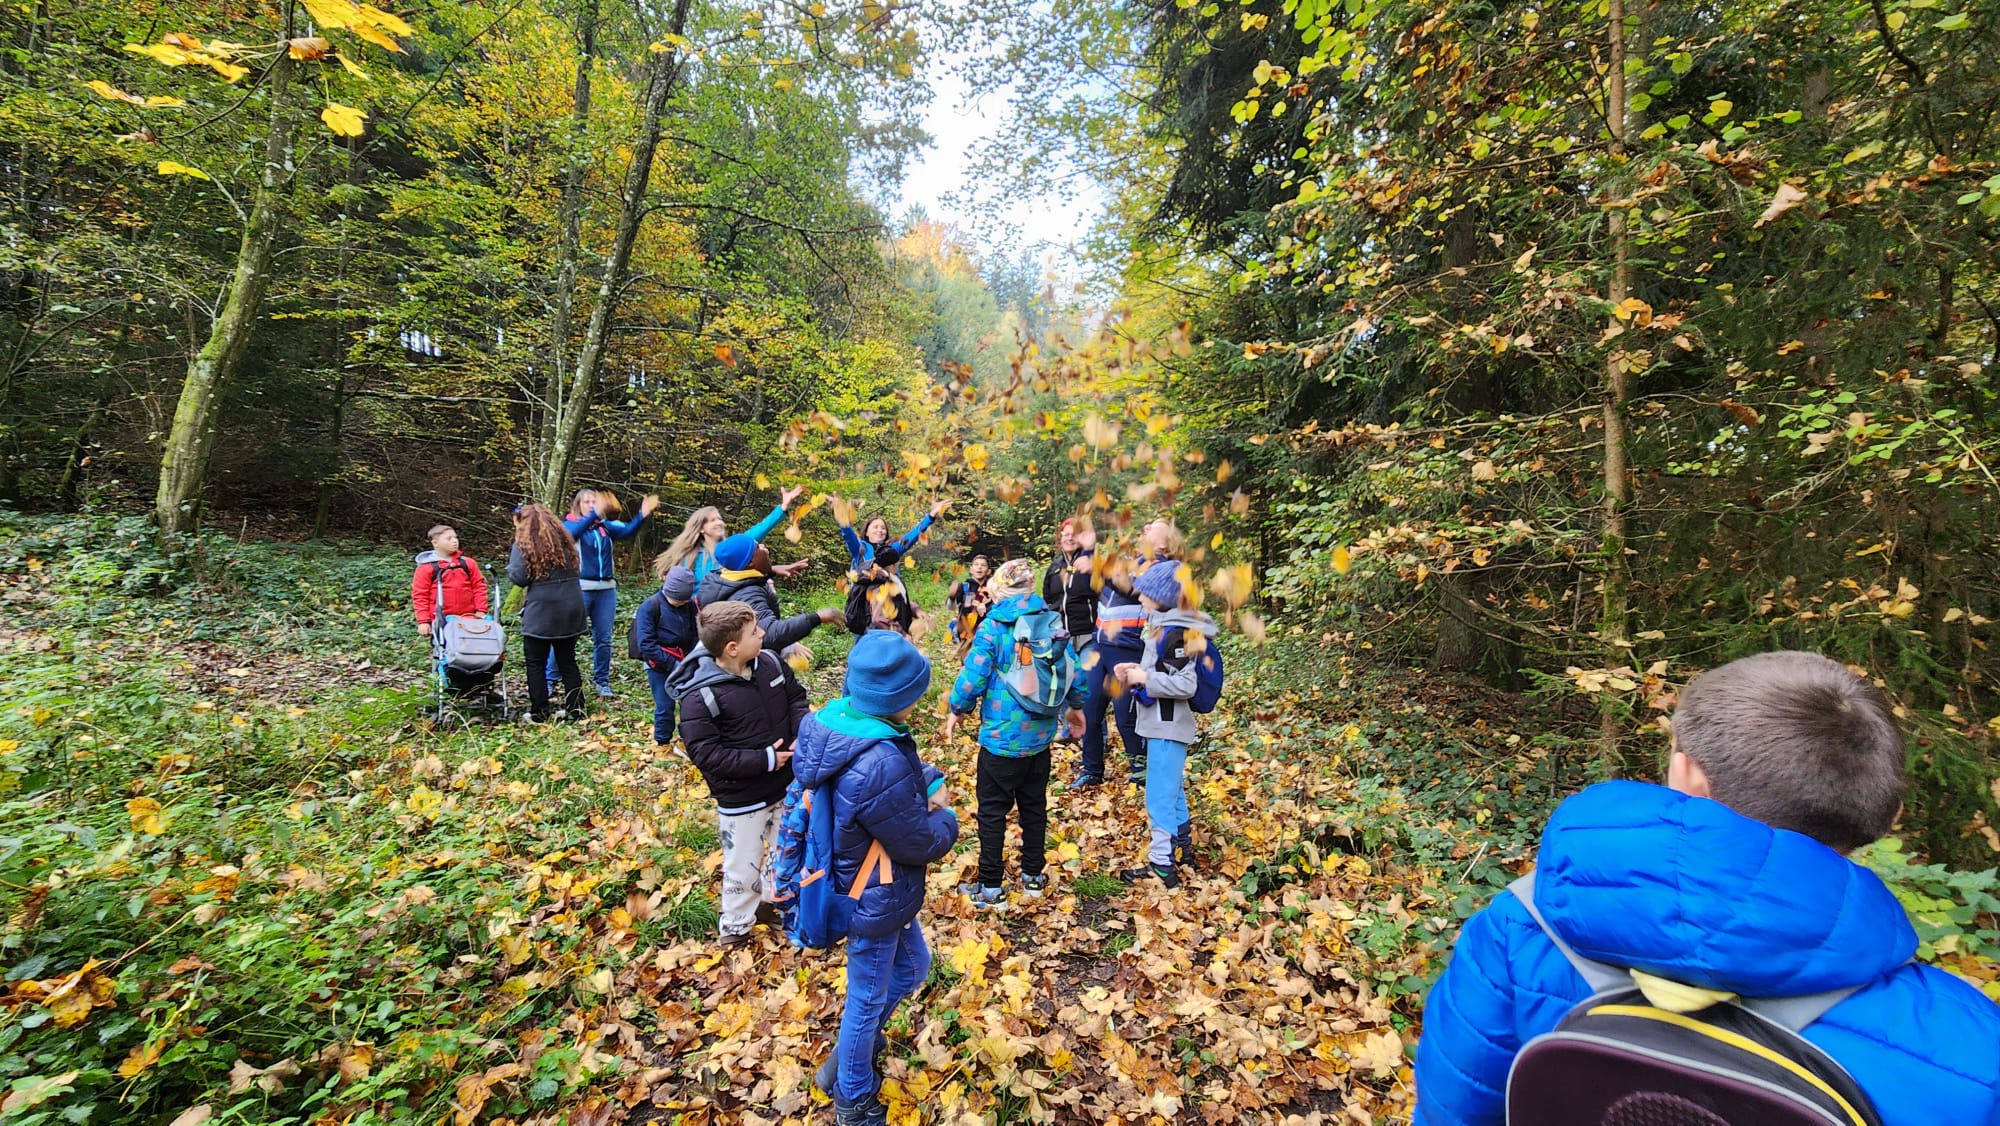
1332, 545, 1353, 574
754, 473, 770, 489
125, 42, 196, 66
118, 1038, 166, 1078
964, 443, 990, 471
333, 53, 369, 79
145, 95, 186, 106
300, 0, 361, 29
347, 21, 404, 53
85, 79, 145, 104
947, 938, 990, 984
321, 102, 367, 137
127, 796, 166, 834
357, 2, 415, 36
407, 784, 441, 817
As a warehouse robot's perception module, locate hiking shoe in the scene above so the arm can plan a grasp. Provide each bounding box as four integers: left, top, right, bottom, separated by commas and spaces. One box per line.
1069, 773, 1104, 790
1020, 873, 1047, 898
1119, 864, 1180, 889
833, 1091, 889, 1126
969, 885, 1007, 910
1173, 831, 1195, 868
814, 1035, 889, 1098
1128, 773, 1147, 788
755, 902, 783, 928
595, 685, 615, 698
718, 930, 753, 949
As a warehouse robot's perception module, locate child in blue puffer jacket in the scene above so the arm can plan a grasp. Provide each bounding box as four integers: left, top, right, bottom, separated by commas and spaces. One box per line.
945, 559, 1087, 908
791, 632, 958, 1126
1414, 650, 2000, 1126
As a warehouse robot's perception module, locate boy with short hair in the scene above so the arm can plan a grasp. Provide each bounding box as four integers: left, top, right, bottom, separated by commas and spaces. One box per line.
791, 632, 958, 1126
666, 600, 807, 947
1113, 559, 1218, 889
1414, 651, 2000, 1125
945, 558, 1086, 907
411, 524, 489, 636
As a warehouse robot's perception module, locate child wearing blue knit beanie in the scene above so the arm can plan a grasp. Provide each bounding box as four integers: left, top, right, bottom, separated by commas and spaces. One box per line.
790, 631, 959, 1125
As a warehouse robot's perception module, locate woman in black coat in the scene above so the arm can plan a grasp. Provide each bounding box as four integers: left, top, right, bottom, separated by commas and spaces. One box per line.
507, 502, 587, 720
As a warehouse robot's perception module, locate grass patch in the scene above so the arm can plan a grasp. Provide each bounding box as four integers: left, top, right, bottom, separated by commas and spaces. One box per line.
1072, 872, 1124, 900
673, 819, 719, 853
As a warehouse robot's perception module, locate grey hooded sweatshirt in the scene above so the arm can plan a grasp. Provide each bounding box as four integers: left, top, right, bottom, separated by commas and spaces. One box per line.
1132, 608, 1220, 743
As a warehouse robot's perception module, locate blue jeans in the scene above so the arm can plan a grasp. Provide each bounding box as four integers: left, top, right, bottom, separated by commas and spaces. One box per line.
1080, 643, 1143, 779
1144, 738, 1190, 867
837, 919, 930, 1101
644, 661, 678, 744
547, 586, 618, 690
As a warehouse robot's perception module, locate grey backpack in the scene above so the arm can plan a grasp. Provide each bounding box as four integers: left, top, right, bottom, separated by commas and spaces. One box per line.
421, 553, 507, 673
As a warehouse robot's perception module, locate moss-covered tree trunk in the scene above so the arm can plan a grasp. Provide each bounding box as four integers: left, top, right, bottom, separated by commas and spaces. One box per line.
153, 50, 301, 535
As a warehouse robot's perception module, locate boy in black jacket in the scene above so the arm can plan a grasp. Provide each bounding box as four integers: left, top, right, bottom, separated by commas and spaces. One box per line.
666, 600, 809, 947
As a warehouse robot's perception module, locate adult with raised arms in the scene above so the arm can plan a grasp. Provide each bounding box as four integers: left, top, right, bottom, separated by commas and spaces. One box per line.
660, 484, 811, 587
558, 487, 659, 698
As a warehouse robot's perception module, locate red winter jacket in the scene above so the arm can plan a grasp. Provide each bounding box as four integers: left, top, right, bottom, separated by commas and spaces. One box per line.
412, 553, 490, 624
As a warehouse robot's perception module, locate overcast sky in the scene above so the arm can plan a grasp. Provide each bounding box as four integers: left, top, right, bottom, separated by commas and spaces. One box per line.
891, 65, 1104, 263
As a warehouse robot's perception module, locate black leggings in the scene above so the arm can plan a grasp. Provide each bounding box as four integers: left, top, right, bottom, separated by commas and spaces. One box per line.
523, 635, 583, 719
976, 748, 1051, 887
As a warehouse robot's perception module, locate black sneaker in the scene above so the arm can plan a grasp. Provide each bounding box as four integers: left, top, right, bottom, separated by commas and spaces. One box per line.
833, 1089, 890, 1126
1118, 864, 1180, 889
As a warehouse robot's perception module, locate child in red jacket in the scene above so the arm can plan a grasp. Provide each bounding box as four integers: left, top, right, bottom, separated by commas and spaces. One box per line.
411, 524, 490, 636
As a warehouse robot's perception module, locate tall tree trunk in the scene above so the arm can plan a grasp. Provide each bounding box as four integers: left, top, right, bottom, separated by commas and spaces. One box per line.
1599, 0, 1636, 773
535, 0, 601, 482
153, 49, 301, 535
533, 0, 693, 507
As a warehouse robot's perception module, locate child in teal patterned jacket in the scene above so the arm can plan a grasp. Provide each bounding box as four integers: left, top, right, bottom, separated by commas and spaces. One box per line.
944, 559, 1086, 907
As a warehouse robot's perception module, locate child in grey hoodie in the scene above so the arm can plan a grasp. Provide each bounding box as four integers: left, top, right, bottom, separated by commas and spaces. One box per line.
1112, 559, 1220, 888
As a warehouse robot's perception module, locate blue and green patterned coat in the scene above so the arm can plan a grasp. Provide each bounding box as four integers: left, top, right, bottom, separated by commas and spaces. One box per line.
947, 593, 1087, 756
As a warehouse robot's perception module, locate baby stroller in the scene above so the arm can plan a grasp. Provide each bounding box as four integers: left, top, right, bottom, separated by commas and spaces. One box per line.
417, 550, 511, 723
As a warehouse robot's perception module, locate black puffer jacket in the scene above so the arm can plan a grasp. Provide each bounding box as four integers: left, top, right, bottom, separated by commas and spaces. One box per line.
1043, 548, 1096, 641
506, 546, 585, 640
665, 648, 806, 812
695, 568, 824, 653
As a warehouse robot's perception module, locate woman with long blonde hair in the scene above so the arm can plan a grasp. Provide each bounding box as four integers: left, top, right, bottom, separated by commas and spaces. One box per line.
656, 485, 807, 586
506, 503, 587, 721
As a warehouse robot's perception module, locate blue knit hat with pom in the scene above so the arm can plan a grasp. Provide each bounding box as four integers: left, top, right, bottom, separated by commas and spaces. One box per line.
844, 630, 932, 716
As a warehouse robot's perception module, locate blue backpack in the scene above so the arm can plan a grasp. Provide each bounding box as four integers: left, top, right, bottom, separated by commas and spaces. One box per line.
1185, 630, 1224, 714
769, 775, 892, 949
998, 608, 1078, 717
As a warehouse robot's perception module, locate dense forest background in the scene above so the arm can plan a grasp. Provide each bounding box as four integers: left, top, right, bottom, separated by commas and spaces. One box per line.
2, 0, 1998, 1121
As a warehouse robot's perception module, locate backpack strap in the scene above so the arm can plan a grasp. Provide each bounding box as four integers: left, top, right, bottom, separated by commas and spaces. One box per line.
1509, 871, 1642, 995
1509, 872, 1864, 1031
847, 839, 893, 900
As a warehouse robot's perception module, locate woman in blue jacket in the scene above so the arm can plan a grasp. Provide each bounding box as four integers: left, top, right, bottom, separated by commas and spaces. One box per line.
837, 498, 950, 574
557, 487, 657, 697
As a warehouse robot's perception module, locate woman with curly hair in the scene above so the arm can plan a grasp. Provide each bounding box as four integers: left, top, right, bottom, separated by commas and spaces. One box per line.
507, 502, 587, 721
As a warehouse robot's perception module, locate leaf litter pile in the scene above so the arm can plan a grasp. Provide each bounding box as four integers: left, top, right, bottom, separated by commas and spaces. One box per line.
607, 705, 1420, 1125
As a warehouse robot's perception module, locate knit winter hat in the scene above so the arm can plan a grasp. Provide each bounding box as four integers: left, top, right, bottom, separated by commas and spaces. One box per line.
987, 558, 1036, 598
661, 565, 696, 603
844, 630, 932, 716
713, 533, 758, 571
1135, 558, 1188, 609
